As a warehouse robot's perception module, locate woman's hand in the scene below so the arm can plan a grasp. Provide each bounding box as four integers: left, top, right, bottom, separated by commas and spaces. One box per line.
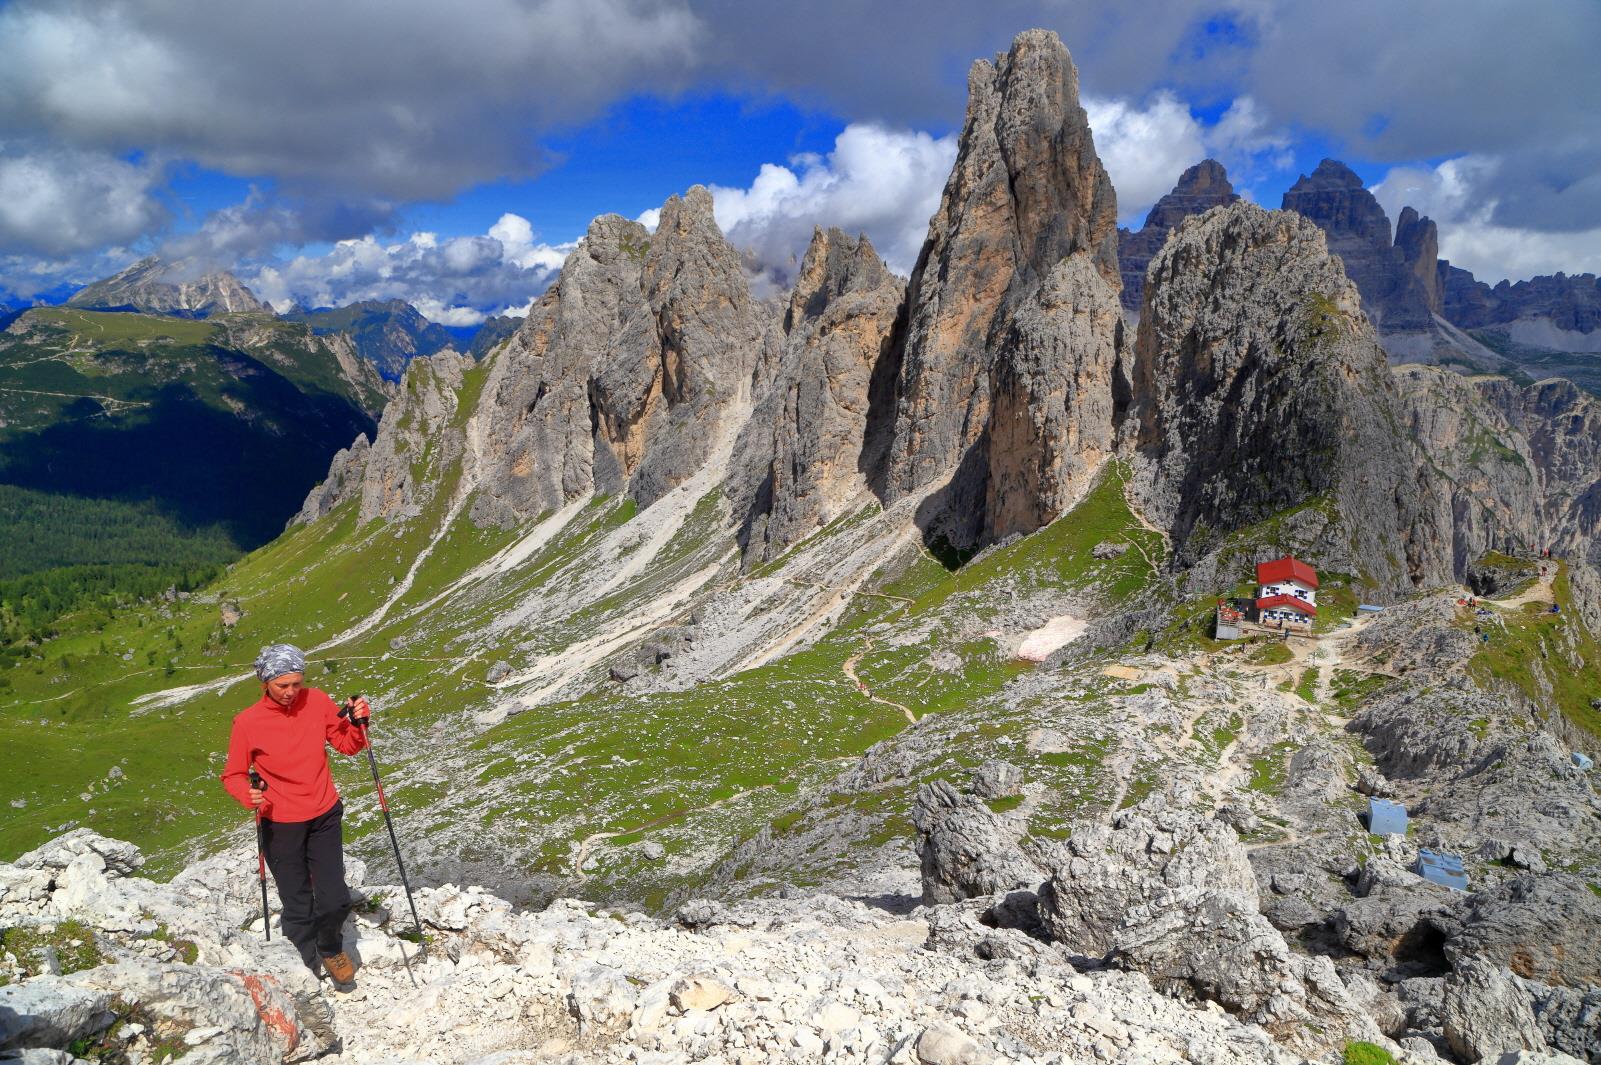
249, 787, 266, 807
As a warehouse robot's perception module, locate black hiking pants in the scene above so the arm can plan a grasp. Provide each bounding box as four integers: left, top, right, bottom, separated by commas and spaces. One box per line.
262, 799, 352, 970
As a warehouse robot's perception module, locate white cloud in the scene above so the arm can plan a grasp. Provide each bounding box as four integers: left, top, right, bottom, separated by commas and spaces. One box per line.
243, 213, 572, 323
1084, 93, 1206, 225
685, 123, 956, 287
1085, 92, 1296, 226
1370, 157, 1601, 284
0, 145, 167, 256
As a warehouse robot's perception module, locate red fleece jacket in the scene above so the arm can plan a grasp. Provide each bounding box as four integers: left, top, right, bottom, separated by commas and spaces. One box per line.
221, 687, 367, 823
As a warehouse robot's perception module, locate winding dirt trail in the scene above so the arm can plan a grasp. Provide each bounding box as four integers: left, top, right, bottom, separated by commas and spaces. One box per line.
843, 633, 917, 724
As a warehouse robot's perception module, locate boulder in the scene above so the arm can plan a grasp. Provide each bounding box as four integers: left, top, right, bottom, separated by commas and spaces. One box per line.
1431, 874, 1601, 986
670, 974, 733, 1012
1034, 794, 1380, 1050
969, 760, 1023, 799
485, 660, 512, 684
0, 979, 113, 1051
14, 830, 144, 878
916, 1022, 996, 1065
1441, 958, 1547, 1062
566, 963, 635, 1035
910, 781, 1043, 906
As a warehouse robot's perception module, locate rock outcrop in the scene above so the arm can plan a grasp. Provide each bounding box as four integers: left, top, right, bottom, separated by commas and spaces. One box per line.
726, 228, 904, 561
4, 829, 1358, 1065
1033, 794, 1381, 1052
1116, 159, 1240, 312
1122, 201, 1451, 594
67, 256, 268, 318
1440, 957, 1549, 1062
1430, 874, 1601, 988
469, 189, 775, 527
1394, 364, 1601, 624
880, 28, 1120, 546
291, 434, 370, 525
295, 350, 471, 525
910, 780, 1043, 906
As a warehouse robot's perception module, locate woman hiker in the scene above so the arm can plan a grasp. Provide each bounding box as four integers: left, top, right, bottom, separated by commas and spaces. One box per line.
221, 643, 371, 984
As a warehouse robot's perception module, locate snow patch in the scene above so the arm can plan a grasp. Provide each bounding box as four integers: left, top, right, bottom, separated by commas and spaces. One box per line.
1015, 615, 1087, 662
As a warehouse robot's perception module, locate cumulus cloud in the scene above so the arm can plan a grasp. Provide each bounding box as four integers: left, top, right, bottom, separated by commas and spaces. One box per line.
0, 0, 701, 200
243, 214, 572, 324
1085, 93, 1294, 225
1371, 157, 1601, 283
1084, 93, 1206, 224
0, 145, 167, 256
653, 123, 956, 288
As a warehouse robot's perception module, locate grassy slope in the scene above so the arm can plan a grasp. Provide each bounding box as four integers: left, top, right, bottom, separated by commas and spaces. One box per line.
1466, 561, 1601, 739
0, 454, 1162, 896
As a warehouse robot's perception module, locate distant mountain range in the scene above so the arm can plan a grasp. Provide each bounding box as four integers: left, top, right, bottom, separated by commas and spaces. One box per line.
284, 299, 457, 381
1119, 157, 1601, 395
0, 306, 383, 602
63, 258, 524, 382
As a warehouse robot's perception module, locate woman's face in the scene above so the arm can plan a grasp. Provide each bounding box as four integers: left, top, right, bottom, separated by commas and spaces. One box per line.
264, 672, 304, 707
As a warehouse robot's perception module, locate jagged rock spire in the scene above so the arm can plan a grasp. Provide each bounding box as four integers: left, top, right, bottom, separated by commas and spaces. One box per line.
878, 28, 1121, 546
726, 228, 905, 562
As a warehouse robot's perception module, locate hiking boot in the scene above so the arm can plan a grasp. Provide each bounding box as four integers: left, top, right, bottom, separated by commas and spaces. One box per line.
322, 951, 356, 984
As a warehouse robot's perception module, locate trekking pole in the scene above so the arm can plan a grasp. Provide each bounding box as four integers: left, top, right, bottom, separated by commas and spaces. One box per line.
340, 697, 424, 987
249, 769, 270, 942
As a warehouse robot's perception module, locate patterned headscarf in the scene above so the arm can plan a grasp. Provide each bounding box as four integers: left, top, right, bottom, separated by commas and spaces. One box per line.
254, 643, 307, 683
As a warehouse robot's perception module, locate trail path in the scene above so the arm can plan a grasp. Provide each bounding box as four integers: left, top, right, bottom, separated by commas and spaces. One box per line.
780, 571, 919, 723
1486, 565, 1556, 609
843, 634, 917, 724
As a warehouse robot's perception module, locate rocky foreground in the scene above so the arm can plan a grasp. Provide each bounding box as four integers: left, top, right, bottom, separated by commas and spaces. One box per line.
3, 797, 1597, 1065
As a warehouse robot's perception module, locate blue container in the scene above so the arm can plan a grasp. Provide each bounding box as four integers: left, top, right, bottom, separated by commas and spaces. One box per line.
1575, 751, 1594, 772
1367, 797, 1408, 836
1416, 849, 1469, 892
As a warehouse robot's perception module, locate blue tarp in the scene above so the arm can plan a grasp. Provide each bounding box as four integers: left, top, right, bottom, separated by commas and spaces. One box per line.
1367, 797, 1408, 836
1416, 849, 1469, 891
1575, 752, 1595, 772
1357, 604, 1385, 613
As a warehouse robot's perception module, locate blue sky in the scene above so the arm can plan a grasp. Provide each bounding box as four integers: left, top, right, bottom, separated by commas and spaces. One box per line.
2, 1, 1597, 321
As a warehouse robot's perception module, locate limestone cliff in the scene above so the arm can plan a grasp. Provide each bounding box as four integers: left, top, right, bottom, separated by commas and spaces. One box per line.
1123, 202, 1452, 595
469, 189, 776, 527
726, 229, 905, 562
1116, 159, 1239, 312
293, 350, 471, 525
1396, 364, 1601, 623
986, 254, 1123, 540
880, 28, 1120, 546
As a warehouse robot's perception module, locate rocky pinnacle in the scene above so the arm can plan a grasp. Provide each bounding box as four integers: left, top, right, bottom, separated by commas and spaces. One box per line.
1123, 201, 1452, 595
726, 228, 905, 562
880, 28, 1120, 546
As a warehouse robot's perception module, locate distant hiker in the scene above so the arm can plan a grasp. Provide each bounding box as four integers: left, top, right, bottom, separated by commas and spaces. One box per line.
221, 643, 371, 985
